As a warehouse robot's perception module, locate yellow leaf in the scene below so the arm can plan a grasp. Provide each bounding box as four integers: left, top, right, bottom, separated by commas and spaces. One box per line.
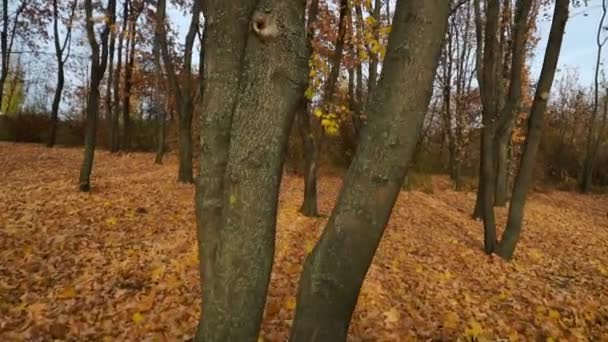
150, 265, 165, 281
57, 287, 77, 299
229, 194, 237, 205
305, 240, 314, 254
464, 320, 484, 337
285, 296, 296, 310
548, 309, 560, 320
105, 217, 117, 226
132, 312, 144, 324
313, 108, 323, 118
415, 265, 423, 273
304, 87, 315, 100
383, 308, 400, 324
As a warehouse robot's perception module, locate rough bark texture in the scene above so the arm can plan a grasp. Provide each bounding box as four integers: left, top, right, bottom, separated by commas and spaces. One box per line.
290, 1, 449, 340
496, 0, 569, 260
195, 0, 308, 340
78, 0, 115, 192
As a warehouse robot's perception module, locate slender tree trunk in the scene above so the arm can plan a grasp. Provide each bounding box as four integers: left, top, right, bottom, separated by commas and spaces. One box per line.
48, 0, 76, 147
111, 0, 128, 153
122, 14, 137, 151
367, 0, 382, 99
298, 0, 320, 217
105, 28, 115, 145
153, 38, 166, 164
195, 1, 308, 340
79, 0, 115, 191
580, 0, 608, 193
290, 1, 449, 340
299, 103, 319, 216
496, 0, 569, 259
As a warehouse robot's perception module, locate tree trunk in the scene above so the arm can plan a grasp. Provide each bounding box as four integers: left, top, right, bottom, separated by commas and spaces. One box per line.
493, 127, 512, 205
105, 27, 115, 145
48, 0, 76, 147
298, 0, 320, 217
195, 1, 308, 340
290, 1, 449, 340
110, 0, 128, 153
496, 0, 569, 260
177, 98, 193, 182
153, 37, 166, 164
79, 0, 115, 191
580, 0, 607, 193
366, 0, 382, 100
48, 64, 64, 147
122, 14, 137, 151
298, 103, 319, 216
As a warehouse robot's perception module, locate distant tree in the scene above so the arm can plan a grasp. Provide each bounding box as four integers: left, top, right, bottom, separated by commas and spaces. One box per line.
580, 0, 608, 193
47, 0, 78, 148
156, 0, 200, 183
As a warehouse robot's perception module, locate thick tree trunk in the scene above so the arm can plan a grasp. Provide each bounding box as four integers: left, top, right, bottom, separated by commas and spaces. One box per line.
496, 0, 569, 260
290, 1, 449, 340
195, 1, 308, 340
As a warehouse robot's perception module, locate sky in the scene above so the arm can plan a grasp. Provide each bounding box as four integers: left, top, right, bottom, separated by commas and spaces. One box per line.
531, 2, 606, 86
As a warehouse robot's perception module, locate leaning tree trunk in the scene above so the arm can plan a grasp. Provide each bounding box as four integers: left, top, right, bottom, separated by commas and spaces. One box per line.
290, 1, 449, 340
495, 0, 569, 260
195, 1, 308, 340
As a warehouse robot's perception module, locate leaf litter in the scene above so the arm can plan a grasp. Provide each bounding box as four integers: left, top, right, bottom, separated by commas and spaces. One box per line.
0, 143, 607, 341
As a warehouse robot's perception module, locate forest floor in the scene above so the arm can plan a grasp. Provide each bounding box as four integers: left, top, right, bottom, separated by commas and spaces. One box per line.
1, 143, 607, 341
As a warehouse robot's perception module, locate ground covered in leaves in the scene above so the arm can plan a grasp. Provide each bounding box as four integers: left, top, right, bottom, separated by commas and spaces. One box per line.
1, 143, 607, 341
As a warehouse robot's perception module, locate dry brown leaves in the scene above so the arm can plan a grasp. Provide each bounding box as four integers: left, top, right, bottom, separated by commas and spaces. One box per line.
0, 143, 607, 341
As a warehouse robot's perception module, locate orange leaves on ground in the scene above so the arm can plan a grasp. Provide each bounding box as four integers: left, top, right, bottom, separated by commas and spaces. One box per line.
0, 144, 607, 340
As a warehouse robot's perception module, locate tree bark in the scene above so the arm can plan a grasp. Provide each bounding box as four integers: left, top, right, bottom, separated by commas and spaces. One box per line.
122, 3, 140, 151
496, 0, 569, 260
153, 38, 166, 164
79, 0, 116, 191
157, 0, 199, 183
195, 1, 308, 340
290, 1, 449, 340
